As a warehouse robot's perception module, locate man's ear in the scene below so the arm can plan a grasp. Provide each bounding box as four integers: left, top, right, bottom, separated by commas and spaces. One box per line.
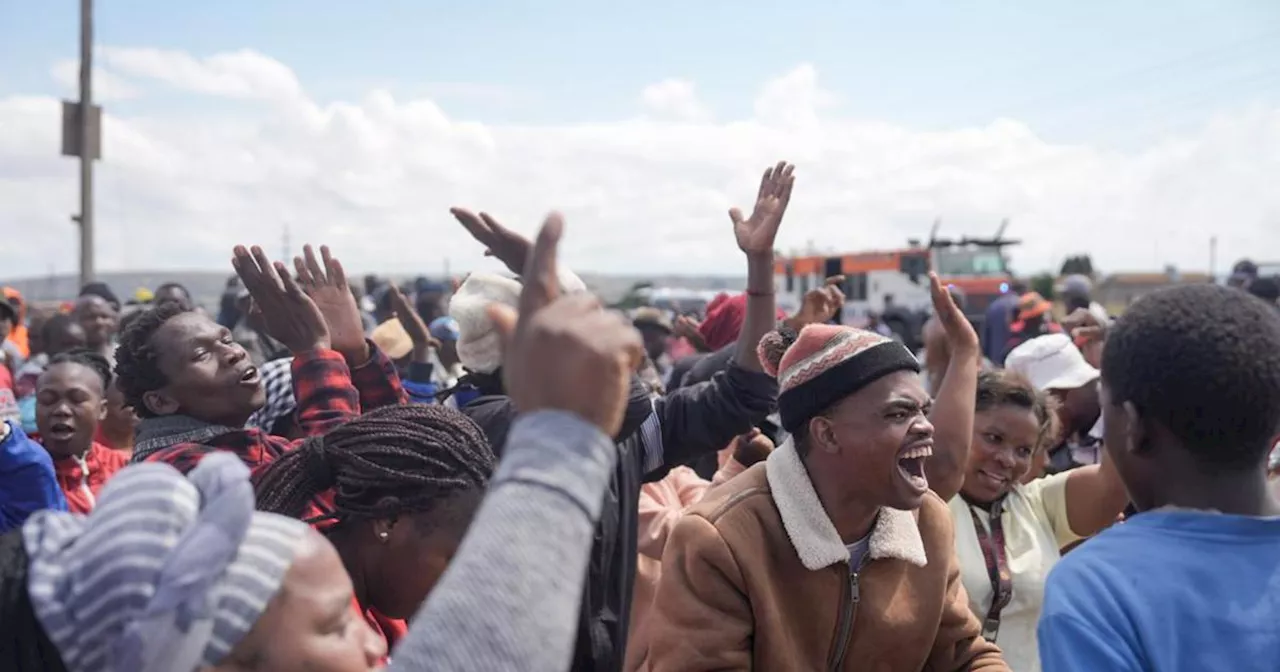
1121, 401, 1150, 456
95, 398, 108, 423
810, 416, 840, 455
142, 389, 180, 417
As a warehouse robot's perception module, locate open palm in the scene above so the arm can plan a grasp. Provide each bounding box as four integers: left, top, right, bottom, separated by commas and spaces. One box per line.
730, 161, 796, 256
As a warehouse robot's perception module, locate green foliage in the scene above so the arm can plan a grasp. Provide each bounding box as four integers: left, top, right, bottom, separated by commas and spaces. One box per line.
1030, 273, 1056, 300
1060, 254, 1095, 277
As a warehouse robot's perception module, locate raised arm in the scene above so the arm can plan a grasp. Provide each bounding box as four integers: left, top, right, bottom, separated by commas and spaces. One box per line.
1062, 441, 1129, 536
924, 273, 982, 503
293, 245, 407, 409
233, 245, 364, 438
390, 212, 643, 671
648, 162, 798, 470
731, 161, 794, 373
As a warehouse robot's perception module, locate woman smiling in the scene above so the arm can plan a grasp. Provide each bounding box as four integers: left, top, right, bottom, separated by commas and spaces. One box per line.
947, 369, 1128, 671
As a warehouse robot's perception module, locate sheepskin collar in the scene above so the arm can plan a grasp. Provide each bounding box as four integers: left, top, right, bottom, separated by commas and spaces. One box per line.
765, 438, 928, 570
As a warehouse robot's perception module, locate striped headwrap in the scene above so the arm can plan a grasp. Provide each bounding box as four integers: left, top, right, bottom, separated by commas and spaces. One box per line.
22, 453, 306, 672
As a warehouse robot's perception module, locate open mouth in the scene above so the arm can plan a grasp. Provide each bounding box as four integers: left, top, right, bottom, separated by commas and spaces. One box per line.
897, 442, 932, 494
47, 422, 76, 440
238, 366, 261, 386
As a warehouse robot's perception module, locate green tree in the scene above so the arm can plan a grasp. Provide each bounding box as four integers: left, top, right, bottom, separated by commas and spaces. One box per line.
1060, 255, 1095, 277
1030, 272, 1056, 300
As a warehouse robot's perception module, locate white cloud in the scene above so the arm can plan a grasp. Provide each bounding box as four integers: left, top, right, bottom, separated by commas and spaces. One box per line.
2, 47, 1279, 282
100, 47, 303, 102
50, 59, 140, 102
640, 79, 712, 122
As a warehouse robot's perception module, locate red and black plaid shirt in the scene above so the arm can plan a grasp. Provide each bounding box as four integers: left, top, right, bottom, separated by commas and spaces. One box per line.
140, 343, 407, 476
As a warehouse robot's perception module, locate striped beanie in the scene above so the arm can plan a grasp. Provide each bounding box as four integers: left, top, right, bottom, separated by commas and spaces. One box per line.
22, 453, 307, 672
758, 324, 921, 434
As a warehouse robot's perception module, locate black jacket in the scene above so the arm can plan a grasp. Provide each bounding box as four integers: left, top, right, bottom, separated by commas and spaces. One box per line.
459, 363, 778, 671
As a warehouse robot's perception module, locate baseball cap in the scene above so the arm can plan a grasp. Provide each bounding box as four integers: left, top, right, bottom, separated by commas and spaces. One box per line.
1005, 333, 1099, 392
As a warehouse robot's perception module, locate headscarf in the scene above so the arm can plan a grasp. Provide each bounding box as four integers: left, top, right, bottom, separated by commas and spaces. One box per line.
23, 453, 306, 672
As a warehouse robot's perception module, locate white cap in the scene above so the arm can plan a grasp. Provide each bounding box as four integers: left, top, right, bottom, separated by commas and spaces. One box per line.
1005, 333, 1099, 392
448, 267, 588, 375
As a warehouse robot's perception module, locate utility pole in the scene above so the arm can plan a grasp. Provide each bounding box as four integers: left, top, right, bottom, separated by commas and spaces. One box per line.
1209, 236, 1218, 283
62, 0, 99, 287
78, 0, 94, 285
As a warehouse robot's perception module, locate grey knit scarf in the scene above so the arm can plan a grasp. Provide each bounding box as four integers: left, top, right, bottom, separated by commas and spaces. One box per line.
131, 415, 242, 464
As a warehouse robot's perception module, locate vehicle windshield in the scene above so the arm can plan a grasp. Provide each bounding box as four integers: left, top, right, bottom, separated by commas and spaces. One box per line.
933, 247, 1008, 276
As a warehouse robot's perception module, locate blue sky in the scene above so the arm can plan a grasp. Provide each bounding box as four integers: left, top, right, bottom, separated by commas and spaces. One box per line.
3, 0, 1278, 147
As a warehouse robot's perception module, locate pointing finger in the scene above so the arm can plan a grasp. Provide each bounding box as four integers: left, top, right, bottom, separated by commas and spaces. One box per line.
516, 212, 565, 328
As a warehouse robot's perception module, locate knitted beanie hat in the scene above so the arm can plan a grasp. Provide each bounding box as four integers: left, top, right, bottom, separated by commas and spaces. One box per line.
449, 268, 588, 375
23, 453, 307, 672
758, 323, 921, 434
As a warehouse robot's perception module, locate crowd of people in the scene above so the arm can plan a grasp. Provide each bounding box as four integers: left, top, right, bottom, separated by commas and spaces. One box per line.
0, 160, 1278, 671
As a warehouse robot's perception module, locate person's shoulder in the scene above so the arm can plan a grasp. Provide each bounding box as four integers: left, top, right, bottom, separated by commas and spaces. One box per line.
1044, 525, 1146, 604
687, 462, 772, 524
915, 490, 961, 540
92, 443, 131, 470
141, 442, 215, 474
0, 422, 51, 467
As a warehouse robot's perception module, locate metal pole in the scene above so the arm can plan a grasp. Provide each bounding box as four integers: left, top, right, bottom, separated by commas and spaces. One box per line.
1209, 236, 1218, 283
78, 0, 94, 286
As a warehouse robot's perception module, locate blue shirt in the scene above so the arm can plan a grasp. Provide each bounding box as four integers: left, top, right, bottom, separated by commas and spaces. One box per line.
982, 292, 1019, 364
1038, 509, 1280, 671
0, 420, 69, 534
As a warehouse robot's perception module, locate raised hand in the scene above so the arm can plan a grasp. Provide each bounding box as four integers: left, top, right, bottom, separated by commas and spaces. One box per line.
1072, 324, 1106, 369
730, 161, 795, 257
389, 285, 440, 359
450, 207, 533, 275
672, 314, 710, 353
232, 245, 330, 354
928, 273, 979, 357
486, 213, 644, 436
788, 275, 846, 329
732, 428, 775, 467
292, 245, 368, 365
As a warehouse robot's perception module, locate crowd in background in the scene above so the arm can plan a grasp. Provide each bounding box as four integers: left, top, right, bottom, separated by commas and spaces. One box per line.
0, 161, 1278, 671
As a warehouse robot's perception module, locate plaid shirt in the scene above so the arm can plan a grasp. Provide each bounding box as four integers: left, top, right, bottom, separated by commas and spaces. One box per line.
140, 343, 407, 476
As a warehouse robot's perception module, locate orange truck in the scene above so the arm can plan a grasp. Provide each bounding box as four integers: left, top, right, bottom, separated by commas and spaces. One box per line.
773, 222, 1017, 349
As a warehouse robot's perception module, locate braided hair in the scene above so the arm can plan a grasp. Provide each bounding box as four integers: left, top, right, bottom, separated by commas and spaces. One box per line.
45, 349, 113, 390
253, 404, 496, 527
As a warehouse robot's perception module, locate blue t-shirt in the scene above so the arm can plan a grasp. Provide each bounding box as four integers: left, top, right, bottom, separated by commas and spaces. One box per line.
0, 420, 69, 534
1038, 509, 1280, 671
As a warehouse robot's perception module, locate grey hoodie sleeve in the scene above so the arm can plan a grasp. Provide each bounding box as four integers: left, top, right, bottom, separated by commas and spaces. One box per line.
387, 409, 616, 672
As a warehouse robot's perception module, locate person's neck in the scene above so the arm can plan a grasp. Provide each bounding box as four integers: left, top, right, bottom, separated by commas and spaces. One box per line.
1153, 467, 1280, 517
54, 443, 93, 461
807, 460, 879, 543
330, 527, 370, 609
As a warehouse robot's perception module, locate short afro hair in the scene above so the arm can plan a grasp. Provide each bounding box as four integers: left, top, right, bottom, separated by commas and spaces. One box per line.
1101, 284, 1280, 472
114, 302, 192, 418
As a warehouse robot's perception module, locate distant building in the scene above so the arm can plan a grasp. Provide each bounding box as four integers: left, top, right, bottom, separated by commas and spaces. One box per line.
1096, 270, 1213, 308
